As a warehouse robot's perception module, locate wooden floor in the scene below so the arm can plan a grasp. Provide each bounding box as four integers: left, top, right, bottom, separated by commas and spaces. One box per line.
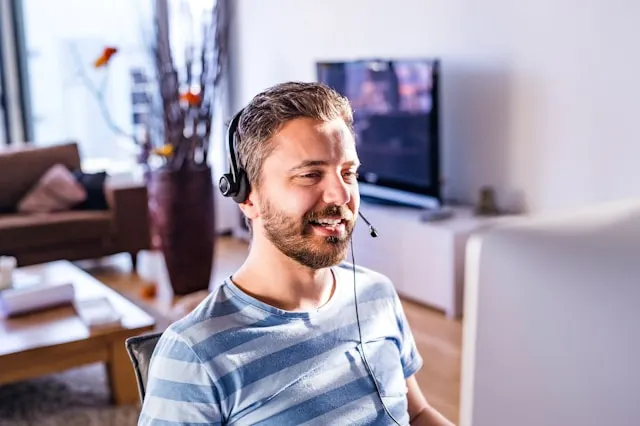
86, 236, 462, 423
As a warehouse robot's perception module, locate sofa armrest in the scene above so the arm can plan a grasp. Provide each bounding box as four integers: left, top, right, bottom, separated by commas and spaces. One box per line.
105, 182, 151, 252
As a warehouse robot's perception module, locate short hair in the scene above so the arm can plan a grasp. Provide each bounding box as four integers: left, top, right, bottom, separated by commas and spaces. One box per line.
236, 81, 354, 188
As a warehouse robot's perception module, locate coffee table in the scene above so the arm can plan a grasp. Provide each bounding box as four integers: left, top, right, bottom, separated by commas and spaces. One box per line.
0, 260, 156, 405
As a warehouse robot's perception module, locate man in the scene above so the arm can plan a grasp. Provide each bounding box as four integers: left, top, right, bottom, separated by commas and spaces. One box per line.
138, 82, 454, 425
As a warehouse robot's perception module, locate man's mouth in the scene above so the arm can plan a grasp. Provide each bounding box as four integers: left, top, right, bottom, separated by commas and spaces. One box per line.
307, 218, 347, 234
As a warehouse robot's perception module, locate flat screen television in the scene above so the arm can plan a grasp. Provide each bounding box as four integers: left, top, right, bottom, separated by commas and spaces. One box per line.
316, 58, 441, 209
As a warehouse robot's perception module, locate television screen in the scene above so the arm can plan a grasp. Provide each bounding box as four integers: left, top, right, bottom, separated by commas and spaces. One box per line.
316, 59, 441, 208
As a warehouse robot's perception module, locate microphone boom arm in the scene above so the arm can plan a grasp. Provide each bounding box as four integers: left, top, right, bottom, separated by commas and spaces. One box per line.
358, 211, 378, 238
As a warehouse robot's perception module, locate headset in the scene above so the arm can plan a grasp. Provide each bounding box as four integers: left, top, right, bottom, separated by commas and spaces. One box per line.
219, 109, 251, 204
219, 109, 401, 425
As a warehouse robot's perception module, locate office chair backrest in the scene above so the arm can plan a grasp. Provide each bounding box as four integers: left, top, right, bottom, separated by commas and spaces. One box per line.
125, 332, 163, 403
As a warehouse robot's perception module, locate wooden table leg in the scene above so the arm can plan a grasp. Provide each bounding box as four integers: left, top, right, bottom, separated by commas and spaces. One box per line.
106, 338, 140, 405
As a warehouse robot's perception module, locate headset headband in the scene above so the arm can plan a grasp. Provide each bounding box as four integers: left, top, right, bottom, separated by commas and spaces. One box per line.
226, 109, 244, 184
219, 108, 250, 203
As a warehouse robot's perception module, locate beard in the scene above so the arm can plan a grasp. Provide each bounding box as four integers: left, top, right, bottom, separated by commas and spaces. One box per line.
260, 198, 355, 269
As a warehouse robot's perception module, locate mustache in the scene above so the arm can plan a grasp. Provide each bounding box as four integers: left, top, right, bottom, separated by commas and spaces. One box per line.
304, 205, 354, 222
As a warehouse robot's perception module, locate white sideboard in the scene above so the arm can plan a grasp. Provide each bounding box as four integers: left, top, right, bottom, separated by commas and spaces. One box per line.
351, 201, 509, 318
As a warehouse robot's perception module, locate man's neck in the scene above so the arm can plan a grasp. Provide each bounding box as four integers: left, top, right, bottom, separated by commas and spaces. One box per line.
231, 240, 336, 312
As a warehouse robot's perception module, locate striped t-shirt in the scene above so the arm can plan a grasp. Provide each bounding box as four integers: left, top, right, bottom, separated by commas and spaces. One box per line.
138, 263, 423, 425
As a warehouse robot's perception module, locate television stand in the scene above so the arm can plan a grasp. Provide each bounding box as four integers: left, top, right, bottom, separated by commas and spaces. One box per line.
420, 205, 455, 222
352, 201, 513, 318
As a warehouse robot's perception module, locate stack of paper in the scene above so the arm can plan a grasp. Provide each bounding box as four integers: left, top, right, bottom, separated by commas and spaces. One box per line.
0, 281, 75, 318
73, 296, 122, 331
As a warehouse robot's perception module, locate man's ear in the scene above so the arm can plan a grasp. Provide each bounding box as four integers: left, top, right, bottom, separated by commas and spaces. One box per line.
238, 191, 259, 220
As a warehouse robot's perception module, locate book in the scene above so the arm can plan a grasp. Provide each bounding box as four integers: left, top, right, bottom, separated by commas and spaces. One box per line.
73, 296, 122, 331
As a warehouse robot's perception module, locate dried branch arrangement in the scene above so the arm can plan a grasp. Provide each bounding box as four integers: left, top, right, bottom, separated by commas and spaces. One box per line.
150, 0, 230, 170
70, 0, 230, 170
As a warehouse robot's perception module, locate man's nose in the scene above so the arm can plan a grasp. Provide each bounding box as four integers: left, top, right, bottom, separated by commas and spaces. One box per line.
322, 175, 351, 206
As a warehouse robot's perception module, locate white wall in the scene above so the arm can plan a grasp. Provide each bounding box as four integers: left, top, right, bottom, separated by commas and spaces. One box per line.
229, 0, 640, 214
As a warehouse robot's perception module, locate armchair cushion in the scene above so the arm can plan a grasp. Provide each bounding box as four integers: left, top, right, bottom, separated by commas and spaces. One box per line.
17, 164, 87, 214
0, 211, 113, 252
72, 170, 109, 210
0, 142, 81, 212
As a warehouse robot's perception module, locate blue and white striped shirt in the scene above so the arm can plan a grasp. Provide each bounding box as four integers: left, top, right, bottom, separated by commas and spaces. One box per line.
138, 263, 423, 425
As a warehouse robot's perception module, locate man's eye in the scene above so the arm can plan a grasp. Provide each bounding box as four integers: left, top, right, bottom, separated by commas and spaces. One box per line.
300, 172, 321, 179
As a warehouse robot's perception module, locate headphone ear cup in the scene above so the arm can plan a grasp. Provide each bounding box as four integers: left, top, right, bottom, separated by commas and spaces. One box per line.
218, 173, 236, 197
232, 169, 251, 204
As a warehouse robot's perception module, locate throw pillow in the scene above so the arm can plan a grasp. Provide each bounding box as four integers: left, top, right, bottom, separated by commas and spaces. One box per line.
72, 170, 109, 210
17, 164, 87, 214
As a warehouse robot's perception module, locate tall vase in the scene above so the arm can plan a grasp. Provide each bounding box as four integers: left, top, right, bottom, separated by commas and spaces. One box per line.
147, 165, 215, 295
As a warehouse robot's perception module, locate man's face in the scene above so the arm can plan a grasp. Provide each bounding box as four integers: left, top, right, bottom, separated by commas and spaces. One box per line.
253, 117, 360, 269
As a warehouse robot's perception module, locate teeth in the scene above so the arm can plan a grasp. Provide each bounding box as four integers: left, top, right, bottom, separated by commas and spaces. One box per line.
316, 219, 341, 225
310, 218, 343, 226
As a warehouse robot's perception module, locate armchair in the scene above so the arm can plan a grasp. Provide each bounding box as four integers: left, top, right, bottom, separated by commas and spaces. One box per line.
0, 142, 151, 269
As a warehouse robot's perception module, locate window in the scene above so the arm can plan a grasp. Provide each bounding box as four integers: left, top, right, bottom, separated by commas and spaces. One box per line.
17, 0, 228, 174
18, 0, 156, 172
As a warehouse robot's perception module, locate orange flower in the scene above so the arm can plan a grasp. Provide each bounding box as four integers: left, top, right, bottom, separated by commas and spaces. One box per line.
180, 91, 201, 106
152, 144, 174, 157
94, 47, 118, 68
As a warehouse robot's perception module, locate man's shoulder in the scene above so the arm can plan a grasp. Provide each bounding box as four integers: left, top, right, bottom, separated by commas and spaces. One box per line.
335, 262, 399, 302
161, 282, 254, 350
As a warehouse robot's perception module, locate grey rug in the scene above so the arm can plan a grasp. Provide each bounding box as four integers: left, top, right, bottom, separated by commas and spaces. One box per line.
0, 363, 139, 426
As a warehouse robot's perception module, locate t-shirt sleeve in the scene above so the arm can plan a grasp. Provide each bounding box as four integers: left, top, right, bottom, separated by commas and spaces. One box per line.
138, 329, 223, 426
392, 291, 424, 379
